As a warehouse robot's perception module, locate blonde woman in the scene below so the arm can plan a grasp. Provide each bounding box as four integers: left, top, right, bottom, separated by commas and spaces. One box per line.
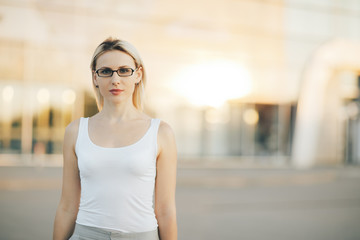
53, 38, 177, 240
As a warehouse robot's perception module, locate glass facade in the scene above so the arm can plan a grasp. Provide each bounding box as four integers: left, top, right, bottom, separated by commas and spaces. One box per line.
0, 0, 360, 165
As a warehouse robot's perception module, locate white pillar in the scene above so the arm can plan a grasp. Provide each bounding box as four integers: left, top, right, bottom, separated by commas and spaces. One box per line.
292, 39, 360, 167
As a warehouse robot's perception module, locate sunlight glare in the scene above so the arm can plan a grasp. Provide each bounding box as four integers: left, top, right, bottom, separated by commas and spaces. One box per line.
62, 89, 76, 105
243, 108, 259, 125
173, 60, 252, 108
37, 88, 50, 104
2, 85, 14, 102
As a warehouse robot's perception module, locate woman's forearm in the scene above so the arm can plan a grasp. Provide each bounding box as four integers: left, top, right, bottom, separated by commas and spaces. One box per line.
53, 205, 77, 240
157, 212, 177, 240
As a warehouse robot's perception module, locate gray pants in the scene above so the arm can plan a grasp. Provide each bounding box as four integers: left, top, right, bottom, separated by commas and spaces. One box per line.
69, 223, 159, 240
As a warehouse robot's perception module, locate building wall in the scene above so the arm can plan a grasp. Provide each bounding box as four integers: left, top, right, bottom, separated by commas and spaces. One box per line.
0, 0, 360, 162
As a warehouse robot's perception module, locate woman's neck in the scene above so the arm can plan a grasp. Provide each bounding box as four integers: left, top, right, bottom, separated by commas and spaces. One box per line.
99, 100, 141, 123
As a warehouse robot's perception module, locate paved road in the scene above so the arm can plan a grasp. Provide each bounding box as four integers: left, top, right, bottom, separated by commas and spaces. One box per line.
0, 164, 360, 240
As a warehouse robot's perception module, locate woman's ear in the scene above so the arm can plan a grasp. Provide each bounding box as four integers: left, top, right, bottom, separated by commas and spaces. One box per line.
135, 67, 143, 84
92, 71, 99, 87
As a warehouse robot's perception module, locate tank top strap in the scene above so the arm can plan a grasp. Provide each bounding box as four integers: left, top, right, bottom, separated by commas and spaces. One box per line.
75, 117, 89, 153
150, 118, 161, 154
151, 118, 161, 133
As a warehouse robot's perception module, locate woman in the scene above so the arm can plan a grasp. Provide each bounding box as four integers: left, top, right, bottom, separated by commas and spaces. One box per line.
53, 37, 177, 240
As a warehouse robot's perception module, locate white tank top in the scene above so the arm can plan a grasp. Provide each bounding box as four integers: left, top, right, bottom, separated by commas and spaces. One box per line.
75, 117, 160, 233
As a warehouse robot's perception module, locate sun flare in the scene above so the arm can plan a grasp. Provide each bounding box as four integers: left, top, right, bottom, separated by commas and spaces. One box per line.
172, 60, 252, 107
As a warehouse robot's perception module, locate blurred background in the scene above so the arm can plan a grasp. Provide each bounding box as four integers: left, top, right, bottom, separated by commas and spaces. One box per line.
0, 0, 360, 166
0, 0, 360, 239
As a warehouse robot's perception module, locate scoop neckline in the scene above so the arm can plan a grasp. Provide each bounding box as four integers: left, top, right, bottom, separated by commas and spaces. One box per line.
85, 117, 153, 150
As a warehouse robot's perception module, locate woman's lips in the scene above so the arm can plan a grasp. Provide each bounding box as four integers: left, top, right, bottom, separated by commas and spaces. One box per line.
109, 89, 124, 95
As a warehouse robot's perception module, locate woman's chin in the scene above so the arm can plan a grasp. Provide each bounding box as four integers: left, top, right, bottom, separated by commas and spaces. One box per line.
106, 96, 131, 106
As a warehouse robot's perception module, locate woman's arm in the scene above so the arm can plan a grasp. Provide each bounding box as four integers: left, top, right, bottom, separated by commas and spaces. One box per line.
53, 119, 81, 240
155, 121, 178, 240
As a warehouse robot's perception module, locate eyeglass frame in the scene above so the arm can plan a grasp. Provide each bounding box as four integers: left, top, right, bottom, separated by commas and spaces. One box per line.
95, 67, 139, 78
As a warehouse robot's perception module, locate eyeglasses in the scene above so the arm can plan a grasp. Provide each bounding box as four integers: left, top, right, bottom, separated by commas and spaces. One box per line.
95, 67, 137, 77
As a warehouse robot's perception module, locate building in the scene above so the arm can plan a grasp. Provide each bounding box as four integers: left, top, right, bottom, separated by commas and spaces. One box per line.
0, 0, 359, 166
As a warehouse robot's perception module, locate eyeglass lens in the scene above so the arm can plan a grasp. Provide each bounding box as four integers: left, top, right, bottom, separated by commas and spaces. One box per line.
97, 68, 134, 77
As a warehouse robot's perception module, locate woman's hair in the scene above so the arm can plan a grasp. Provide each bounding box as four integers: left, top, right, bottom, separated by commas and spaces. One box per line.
90, 37, 146, 111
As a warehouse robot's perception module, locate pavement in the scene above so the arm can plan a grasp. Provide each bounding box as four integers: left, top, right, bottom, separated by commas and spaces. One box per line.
0, 156, 360, 240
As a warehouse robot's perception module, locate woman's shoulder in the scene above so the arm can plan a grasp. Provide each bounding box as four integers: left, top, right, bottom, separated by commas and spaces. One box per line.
64, 118, 83, 139
157, 120, 175, 141
156, 120, 177, 157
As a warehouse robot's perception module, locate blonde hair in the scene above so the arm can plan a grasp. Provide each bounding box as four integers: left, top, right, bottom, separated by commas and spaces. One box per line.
90, 37, 146, 111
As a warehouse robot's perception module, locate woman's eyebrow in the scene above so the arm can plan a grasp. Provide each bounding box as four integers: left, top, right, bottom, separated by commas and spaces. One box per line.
117, 65, 133, 68
98, 65, 132, 69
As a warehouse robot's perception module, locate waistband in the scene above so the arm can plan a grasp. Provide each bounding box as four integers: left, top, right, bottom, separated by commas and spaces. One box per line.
72, 223, 159, 240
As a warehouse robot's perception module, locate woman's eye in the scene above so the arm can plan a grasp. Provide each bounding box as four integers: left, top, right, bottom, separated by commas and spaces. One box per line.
100, 69, 112, 75
119, 68, 131, 73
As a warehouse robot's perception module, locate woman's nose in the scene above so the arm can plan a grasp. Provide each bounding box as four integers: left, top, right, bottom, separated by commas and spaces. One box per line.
111, 75, 121, 85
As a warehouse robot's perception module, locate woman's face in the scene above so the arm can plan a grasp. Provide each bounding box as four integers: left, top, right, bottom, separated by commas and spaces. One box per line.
93, 50, 142, 106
